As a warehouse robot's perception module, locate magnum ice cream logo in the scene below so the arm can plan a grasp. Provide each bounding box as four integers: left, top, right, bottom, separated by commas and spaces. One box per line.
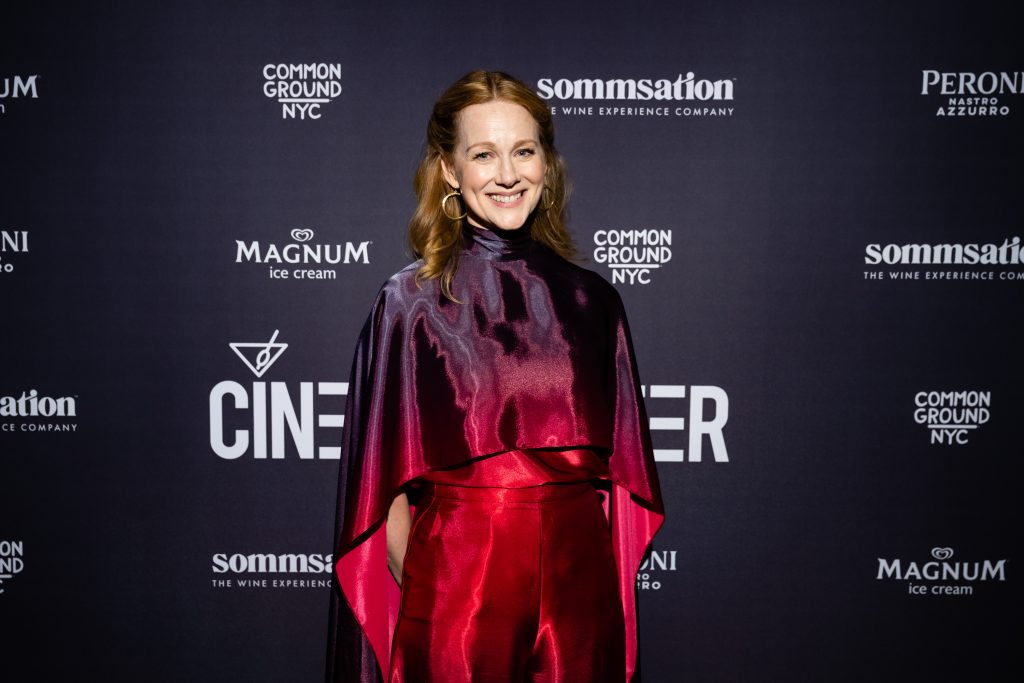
234, 228, 370, 281
877, 546, 1007, 597
0, 75, 39, 115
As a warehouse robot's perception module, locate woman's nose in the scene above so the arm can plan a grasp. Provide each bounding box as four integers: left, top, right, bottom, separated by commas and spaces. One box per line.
496, 156, 519, 186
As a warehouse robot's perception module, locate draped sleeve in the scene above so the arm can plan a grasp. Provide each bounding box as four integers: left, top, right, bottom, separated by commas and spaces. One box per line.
326, 275, 410, 683
327, 255, 664, 682
602, 284, 665, 681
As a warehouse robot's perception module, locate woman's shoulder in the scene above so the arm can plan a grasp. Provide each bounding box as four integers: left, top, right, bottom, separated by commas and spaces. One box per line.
539, 248, 625, 307
380, 260, 422, 291
369, 260, 434, 310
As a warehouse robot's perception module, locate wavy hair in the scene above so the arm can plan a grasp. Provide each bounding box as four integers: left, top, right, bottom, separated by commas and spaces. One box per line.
409, 70, 575, 301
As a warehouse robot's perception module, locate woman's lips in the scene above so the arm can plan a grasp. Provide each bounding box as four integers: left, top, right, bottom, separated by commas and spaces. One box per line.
488, 191, 524, 207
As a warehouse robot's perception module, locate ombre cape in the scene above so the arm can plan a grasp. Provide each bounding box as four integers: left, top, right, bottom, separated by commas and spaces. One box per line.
327, 225, 664, 682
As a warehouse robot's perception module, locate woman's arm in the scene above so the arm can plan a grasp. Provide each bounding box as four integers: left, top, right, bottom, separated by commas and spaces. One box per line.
386, 492, 412, 585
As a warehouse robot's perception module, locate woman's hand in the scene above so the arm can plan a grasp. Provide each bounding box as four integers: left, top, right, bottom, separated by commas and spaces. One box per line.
386, 492, 412, 585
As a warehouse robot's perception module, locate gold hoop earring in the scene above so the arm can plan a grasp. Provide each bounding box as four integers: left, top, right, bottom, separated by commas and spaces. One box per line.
539, 186, 557, 211
441, 191, 467, 220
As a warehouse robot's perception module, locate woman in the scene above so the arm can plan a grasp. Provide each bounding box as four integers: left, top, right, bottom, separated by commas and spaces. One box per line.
327, 70, 664, 683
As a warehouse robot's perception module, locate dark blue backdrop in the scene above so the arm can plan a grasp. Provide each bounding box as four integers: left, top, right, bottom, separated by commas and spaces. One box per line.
2, 1, 1021, 680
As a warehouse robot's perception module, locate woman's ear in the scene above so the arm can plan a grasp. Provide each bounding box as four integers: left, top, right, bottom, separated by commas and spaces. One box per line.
440, 158, 460, 190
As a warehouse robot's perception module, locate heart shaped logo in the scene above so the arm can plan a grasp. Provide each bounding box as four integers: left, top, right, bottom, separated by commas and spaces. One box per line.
931, 547, 954, 560
291, 228, 314, 242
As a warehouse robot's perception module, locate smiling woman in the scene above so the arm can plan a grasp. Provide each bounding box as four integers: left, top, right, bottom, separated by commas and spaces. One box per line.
407, 70, 572, 302
440, 100, 548, 233
327, 70, 664, 683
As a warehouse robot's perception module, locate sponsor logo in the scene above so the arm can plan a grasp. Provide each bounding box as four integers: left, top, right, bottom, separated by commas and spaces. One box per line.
914, 391, 991, 445
593, 229, 673, 285
209, 331, 346, 460
637, 549, 678, 591
921, 70, 1021, 117
538, 72, 735, 118
642, 385, 729, 463
211, 353, 723, 463
863, 236, 1024, 281
0, 390, 78, 433
0, 75, 39, 115
210, 551, 332, 589
0, 540, 25, 594
0, 230, 28, 273
877, 546, 1007, 596
235, 228, 370, 281
230, 329, 288, 378
263, 63, 342, 120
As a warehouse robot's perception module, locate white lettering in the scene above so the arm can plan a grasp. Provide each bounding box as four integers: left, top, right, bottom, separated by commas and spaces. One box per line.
210, 381, 346, 460
538, 74, 734, 101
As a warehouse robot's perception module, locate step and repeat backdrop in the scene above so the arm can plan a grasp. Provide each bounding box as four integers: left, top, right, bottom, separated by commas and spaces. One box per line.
2, 1, 1020, 680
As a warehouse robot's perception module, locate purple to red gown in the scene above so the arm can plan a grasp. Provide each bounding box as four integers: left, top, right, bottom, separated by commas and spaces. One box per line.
326, 223, 665, 682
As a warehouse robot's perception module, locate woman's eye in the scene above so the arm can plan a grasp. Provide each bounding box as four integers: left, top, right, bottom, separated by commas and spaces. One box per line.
473, 151, 492, 160
516, 148, 536, 157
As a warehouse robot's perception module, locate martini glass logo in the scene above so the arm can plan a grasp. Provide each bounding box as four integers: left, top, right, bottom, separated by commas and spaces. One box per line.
230, 330, 288, 378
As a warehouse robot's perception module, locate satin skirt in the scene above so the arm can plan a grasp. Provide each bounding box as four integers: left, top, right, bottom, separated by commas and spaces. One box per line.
390, 483, 625, 682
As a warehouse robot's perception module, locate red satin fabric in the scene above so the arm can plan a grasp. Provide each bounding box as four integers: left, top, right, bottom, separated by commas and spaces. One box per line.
328, 224, 665, 682
391, 482, 625, 683
420, 447, 611, 487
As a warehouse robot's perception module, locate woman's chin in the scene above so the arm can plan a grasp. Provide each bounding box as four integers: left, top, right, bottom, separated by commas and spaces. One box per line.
474, 211, 539, 232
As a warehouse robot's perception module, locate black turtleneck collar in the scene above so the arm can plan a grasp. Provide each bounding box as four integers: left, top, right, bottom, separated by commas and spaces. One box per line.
463, 222, 535, 260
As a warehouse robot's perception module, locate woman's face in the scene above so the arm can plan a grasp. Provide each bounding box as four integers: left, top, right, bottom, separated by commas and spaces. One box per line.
442, 100, 547, 232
